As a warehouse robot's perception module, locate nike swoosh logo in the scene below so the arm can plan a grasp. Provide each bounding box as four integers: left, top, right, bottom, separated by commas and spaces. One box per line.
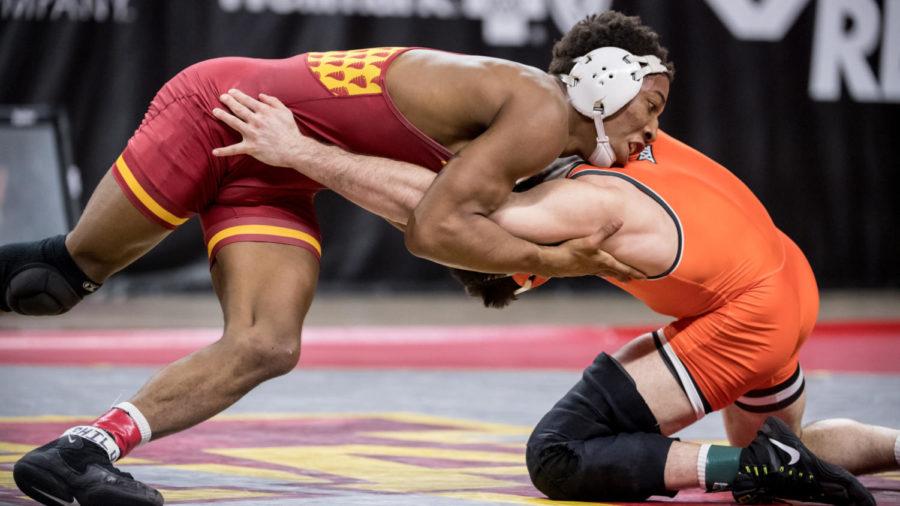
32, 487, 79, 506
769, 438, 800, 465
67, 434, 77, 444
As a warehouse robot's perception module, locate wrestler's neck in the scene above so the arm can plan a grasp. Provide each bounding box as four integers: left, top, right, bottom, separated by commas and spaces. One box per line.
551, 79, 592, 158
560, 103, 597, 158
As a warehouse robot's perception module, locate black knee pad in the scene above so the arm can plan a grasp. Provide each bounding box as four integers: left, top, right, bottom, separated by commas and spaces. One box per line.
526, 352, 676, 501
1, 235, 100, 315
6, 264, 84, 315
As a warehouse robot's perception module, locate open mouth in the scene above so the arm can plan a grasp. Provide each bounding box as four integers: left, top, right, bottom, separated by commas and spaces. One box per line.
629, 142, 645, 157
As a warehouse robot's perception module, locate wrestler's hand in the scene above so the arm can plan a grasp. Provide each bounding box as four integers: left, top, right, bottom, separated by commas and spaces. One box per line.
211, 88, 324, 167
540, 222, 646, 282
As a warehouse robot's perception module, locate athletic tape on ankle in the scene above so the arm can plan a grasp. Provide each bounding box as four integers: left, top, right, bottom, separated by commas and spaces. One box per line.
115, 402, 152, 446
63, 425, 121, 461
704, 445, 741, 491
697, 444, 710, 488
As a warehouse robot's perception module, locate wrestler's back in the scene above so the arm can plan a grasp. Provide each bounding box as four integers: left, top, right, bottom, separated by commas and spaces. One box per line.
385, 50, 564, 154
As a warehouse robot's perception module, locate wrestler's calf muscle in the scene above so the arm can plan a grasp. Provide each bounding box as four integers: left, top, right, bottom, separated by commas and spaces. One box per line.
801, 418, 900, 475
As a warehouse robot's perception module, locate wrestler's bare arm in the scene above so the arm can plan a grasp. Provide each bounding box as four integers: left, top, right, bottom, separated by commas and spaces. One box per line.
226, 126, 611, 246
284, 142, 656, 276
212, 89, 645, 280
489, 180, 618, 244
402, 83, 577, 276
278, 136, 621, 252
211, 95, 604, 244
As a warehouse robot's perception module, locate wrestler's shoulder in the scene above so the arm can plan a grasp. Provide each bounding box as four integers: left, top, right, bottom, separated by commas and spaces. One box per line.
399, 49, 562, 99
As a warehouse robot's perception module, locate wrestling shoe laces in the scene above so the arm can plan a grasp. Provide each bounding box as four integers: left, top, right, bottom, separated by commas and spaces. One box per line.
733, 417, 874, 505
13, 434, 163, 506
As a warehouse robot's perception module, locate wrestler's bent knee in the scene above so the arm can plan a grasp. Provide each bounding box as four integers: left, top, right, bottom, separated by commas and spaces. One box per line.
525, 353, 675, 501
227, 328, 302, 380
0, 235, 101, 315
525, 438, 582, 500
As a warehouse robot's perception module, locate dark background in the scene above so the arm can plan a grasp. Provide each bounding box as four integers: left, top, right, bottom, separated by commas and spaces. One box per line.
1, 0, 897, 291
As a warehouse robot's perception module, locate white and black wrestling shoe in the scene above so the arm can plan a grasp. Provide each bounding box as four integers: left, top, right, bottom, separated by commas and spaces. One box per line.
733, 416, 874, 505
13, 434, 163, 506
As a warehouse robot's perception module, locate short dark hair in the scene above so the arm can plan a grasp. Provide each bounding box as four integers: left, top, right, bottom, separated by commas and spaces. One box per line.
449, 268, 520, 309
549, 11, 674, 79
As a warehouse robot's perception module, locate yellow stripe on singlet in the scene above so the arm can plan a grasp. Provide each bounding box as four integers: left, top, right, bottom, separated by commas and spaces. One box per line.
206, 225, 323, 257
115, 155, 188, 227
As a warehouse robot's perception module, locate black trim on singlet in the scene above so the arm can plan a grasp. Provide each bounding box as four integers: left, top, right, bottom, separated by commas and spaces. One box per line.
567, 166, 683, 279
653, 331, 680, 383
734, 382, 805, 413
652, 330, 713, 415
734, 365, 806, 413
742, 365, 802, 398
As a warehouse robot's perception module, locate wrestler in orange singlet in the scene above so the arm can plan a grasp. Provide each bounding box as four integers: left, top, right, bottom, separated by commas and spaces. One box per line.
563, 132, 819, 417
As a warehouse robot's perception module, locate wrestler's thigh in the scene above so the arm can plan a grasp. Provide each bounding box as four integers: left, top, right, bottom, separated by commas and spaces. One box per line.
614, 332, 697, 436
211, 241, 319, 340
65, 170, 171, 282
722, 391, 806, 448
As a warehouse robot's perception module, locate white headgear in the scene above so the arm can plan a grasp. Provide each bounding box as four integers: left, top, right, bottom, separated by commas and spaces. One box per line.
559, 47, 668, 167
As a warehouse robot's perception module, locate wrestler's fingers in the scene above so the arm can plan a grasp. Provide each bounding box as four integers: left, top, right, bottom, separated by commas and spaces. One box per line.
627, 262, 647, 280
603, 271, 630, 283
603, 264, 645, 282
609, 271, 631, 283
594, 266, 624, 283
258, 93, 288, 110
212, 141, 249, 158
594, 251, 646, 282
228, 88, 264, 112
219, 93, 254, 121
212, 107, 248, 133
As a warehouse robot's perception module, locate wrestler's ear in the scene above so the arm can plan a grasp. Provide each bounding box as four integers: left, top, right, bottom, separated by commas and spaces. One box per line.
448, 268, 519, 308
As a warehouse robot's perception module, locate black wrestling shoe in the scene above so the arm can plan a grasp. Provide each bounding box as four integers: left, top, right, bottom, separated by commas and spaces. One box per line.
733, 416, 874, 505
13, 435, 164, 506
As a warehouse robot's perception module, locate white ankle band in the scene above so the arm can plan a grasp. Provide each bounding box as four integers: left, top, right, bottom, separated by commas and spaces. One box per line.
697, 443, 711, 488
115, 402, 152, 446
63, 425, 120, 461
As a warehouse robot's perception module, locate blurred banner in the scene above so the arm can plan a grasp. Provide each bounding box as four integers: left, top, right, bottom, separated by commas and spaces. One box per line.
1, 0, 898, 290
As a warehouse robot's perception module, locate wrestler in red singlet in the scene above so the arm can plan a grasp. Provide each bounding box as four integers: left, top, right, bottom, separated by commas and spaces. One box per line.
112, 47, 450, 261
567, 132, 819, 418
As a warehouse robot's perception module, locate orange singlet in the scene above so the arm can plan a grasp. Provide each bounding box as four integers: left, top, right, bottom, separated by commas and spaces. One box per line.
567, 132, 819, 418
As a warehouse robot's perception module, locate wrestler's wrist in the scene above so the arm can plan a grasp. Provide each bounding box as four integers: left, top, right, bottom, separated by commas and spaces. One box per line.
284, 139, 332, 174
286, 137, 323, 164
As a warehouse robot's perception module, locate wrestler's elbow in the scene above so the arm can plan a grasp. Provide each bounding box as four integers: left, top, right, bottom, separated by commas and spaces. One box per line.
404, 211, 460, 260
404, 216, 444, 259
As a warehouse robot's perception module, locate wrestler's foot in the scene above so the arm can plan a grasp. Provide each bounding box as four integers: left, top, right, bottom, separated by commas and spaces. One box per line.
733, 416, 874, 505
13, 435, 164, 506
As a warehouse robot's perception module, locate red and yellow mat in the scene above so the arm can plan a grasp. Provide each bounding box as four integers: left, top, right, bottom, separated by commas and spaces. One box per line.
2, 412, 897, 505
